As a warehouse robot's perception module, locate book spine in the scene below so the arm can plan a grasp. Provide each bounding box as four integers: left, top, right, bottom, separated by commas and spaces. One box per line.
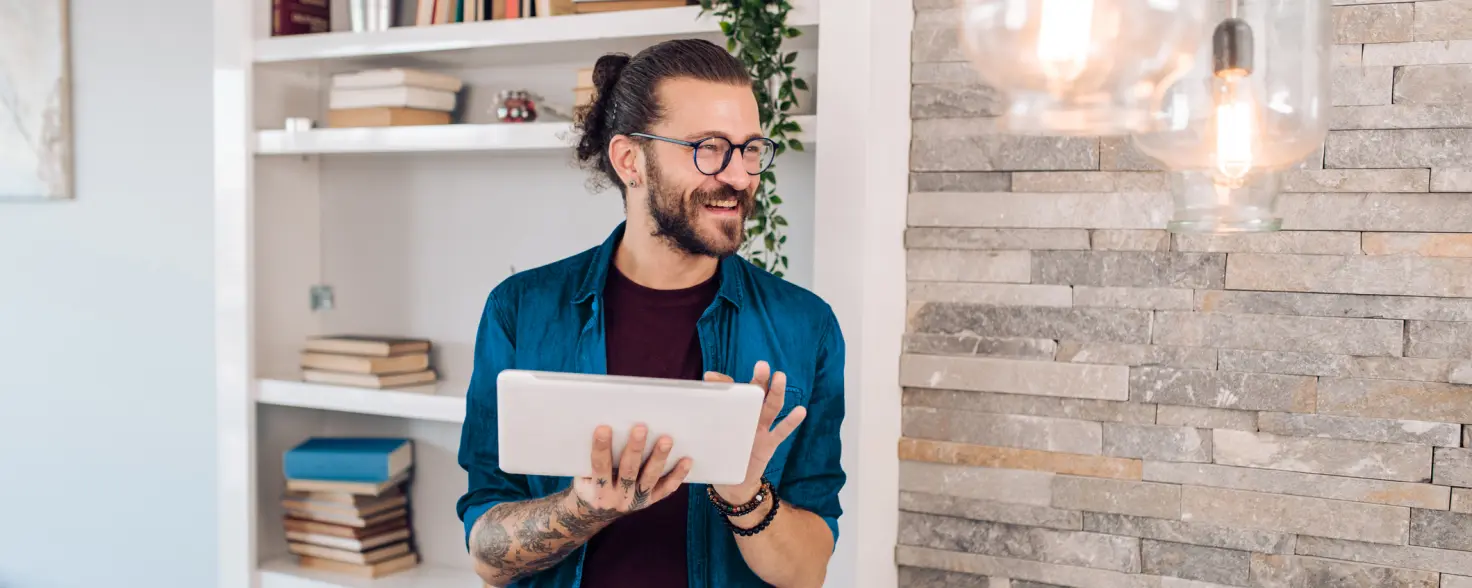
273, 0, 331, 35
284, 449, 392, 482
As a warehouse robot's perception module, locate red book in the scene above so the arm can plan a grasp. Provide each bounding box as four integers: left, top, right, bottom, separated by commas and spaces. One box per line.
273, 0, 331, 36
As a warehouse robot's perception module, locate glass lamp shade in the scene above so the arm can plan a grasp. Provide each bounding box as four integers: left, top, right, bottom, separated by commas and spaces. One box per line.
1132, 0, 1332, 233
958, 0, 1209, 136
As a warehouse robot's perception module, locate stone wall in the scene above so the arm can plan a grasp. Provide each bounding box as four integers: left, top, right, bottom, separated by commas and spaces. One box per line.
899, 1, 1472, 586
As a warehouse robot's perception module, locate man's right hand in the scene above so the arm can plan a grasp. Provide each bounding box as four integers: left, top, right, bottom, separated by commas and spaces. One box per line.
567, 424, 692, 517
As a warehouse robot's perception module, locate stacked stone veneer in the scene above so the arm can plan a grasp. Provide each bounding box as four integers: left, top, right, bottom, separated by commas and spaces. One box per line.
899, 1, 1472, 587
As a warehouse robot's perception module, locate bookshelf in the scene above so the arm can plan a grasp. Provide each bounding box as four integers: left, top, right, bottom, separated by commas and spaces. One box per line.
256, 379, 468, 423
254, 115, 816, 155
259, 556, 470, 588
215, 0, 911, 586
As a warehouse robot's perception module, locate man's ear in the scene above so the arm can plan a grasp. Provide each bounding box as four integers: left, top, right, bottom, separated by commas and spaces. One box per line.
608, 134, 642, 187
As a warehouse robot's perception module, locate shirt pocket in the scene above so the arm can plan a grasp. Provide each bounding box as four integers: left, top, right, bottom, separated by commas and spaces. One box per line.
764, 384, 810, 483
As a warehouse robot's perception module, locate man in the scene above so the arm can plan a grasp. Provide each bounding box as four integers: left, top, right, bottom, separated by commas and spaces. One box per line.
455, 38, 846, 588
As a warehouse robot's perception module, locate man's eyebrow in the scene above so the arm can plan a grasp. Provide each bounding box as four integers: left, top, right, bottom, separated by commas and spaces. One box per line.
682, 130, 765, 142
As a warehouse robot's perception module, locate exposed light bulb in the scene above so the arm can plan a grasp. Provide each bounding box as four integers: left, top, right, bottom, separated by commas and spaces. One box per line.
1035, 0, 1095, 85
1209, 17, 1258, 188
1213, 71, 1257, 182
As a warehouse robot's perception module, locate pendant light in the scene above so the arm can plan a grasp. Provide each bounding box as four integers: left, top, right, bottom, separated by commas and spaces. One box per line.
1132, 0, 1332, 233
958, 0, 1209, 136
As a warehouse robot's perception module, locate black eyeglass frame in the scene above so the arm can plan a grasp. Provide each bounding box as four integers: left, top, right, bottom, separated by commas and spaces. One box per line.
629, 132, 778, 176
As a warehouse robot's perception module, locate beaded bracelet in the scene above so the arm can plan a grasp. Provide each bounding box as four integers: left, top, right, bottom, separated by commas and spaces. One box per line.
725, 490, 780, 537
706, 477, 771, 518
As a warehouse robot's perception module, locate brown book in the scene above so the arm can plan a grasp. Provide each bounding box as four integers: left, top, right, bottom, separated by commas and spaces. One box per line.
284, 485, 404, 507
304, 335, 431, 357
286, 526, 412, 553
283, 493, 409, 519
295, 550, 419, 578
284, 515, 409, 539
302, 368, 437, 389
286, 469, 411, 496
328, 107, 451, 128
273, 0, 331, 35
300, 351, 430, 375
286, 506, 409, 529
289, 539, 413, 565
574, 0, 688, 14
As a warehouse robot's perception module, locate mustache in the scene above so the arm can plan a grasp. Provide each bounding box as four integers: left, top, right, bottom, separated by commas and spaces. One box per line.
692, 185, 753, 209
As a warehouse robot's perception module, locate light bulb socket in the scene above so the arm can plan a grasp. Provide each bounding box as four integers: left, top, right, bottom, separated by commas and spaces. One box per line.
1213, 18, 1254, 78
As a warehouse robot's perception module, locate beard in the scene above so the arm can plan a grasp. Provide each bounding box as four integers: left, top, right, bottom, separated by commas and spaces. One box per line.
644, 155, 751, 258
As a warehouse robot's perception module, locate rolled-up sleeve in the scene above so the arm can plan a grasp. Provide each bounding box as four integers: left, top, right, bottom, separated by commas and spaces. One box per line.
456, 289, 531, 547
776, 312, 847, 547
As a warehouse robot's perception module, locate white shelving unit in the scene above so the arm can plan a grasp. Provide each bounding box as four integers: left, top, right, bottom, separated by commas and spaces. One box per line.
215, 0, 911, 586
255, 115, 816, 155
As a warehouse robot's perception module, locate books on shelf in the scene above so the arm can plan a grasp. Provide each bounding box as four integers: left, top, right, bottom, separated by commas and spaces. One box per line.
282, 437, 419, 579
327, 69, 464, 128
301, 335, 438, 389
574, 67, 596, 110
272, 0, 330, 36
415, 0, 578, 24
573, 0, 691, 13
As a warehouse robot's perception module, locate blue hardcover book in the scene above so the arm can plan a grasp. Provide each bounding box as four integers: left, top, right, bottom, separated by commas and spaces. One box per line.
283, 437, 413, 483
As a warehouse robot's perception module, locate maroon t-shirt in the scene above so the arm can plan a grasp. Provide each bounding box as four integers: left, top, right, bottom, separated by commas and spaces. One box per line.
579, 263, 719, 588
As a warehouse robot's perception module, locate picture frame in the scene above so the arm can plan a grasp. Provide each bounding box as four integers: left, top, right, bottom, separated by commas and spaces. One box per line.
0, 0, 73, 202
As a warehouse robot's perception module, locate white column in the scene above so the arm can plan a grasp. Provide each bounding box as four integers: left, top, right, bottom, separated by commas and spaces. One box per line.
813, 0, 912, 586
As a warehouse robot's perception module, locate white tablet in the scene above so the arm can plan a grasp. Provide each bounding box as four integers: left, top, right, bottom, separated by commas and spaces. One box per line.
495, 369, 766, 486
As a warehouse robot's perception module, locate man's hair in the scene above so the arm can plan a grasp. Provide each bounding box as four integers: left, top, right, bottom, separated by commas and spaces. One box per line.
573, 39, 752, 197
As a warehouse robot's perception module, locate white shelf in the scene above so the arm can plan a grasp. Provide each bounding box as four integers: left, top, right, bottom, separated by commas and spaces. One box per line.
254, 114, 817, 155
256, 378, 466, 423
255, 122, 575, 155
258, 557, 478, 588
253, 2, 819, 69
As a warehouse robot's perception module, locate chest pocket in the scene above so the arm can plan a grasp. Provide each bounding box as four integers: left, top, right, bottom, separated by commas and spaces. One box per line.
763, 384, 809, 484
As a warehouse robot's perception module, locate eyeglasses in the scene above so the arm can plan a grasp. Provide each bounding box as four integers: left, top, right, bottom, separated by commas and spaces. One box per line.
630, 132, 778, 176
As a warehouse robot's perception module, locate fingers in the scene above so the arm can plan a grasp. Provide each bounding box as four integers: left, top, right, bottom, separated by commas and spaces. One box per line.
769, 405, 807, 444
590, 425, 613, 485
654, 457, 694, 500
616, 425, 647, 494
638, 435, 673, 492
703, 371, 734, 383
749, 360, 771, 391
758, 367, 788, 430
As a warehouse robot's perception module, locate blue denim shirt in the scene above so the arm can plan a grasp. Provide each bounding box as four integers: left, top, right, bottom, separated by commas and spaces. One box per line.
456, 222, 847, 587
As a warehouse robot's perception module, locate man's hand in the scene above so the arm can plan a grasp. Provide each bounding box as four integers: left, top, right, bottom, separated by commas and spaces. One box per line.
704, 361, 806, 505
469, 425, 692, 586
570, 424, 693, 516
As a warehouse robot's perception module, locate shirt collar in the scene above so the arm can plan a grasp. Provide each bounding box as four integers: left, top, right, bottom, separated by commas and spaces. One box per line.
573, 221, 745, 310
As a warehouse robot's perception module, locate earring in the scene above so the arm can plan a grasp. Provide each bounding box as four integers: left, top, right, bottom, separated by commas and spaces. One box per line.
627, 177, 640, 188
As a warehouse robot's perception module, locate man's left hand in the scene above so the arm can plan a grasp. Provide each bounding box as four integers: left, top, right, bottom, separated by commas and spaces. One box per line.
704, 360, 806, 505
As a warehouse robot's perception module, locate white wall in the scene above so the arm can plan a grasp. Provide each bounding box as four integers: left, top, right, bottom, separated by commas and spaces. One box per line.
0, 1, 217, 587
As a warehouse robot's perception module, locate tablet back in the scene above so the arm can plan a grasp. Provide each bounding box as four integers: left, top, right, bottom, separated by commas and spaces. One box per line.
495, 369, 765, 486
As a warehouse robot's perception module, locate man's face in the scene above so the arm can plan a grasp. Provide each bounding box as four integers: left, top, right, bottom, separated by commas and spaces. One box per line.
638, 77, 763, 258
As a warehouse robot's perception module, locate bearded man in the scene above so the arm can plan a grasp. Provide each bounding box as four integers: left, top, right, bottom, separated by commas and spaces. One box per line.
454, 38, 847, 588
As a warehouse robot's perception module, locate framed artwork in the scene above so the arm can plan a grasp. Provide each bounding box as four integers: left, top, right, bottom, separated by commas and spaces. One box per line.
0, 0, 72, 201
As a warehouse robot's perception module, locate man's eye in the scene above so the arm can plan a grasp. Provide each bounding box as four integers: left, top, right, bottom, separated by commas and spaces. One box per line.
699, 143, 722, 152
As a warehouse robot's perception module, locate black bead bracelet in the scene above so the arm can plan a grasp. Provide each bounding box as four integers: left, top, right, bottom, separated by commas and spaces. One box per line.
724, 489, 780, 537
706, 477, 771, 518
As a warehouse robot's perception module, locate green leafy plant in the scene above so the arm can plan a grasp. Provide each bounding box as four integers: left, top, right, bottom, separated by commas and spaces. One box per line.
700, 0, 807, 278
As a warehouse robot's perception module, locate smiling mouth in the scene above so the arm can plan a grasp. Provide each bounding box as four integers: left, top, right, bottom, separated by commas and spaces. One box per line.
704, 199, 739, 212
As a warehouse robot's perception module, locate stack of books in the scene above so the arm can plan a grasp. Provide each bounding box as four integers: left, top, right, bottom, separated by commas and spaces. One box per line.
575, 67, 596, 111
327, 69, 464, 128
300, 334, 438, 389
282, 437, 419, 579
572, 0, 690, 13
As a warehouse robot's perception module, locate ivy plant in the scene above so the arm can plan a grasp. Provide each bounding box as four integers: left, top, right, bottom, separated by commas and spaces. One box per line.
699, 0, 807, 279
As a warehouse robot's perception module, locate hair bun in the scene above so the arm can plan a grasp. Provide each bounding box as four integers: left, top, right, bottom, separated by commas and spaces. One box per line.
591, 53, 631, 91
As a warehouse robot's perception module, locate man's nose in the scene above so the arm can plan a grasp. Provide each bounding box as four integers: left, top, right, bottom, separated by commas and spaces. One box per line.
715, 157, 754, 191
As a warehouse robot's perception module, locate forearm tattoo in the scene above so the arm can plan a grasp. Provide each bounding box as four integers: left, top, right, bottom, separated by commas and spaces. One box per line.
471, 490, 622, 583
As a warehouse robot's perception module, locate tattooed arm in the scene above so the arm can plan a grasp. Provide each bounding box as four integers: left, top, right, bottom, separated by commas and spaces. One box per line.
469, 424, 693, 586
